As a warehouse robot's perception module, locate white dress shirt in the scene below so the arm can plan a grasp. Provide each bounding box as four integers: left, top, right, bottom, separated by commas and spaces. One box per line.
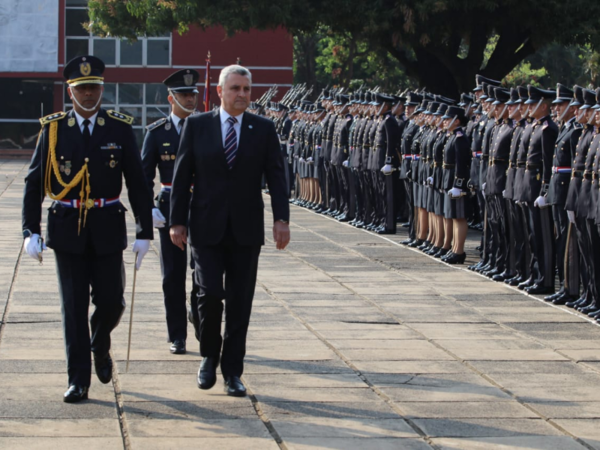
74, 110, 98, 135
219, 107, 243, 148
171, 112, 185, 135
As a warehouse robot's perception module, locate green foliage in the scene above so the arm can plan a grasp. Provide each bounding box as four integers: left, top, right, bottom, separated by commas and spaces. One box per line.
502, 61, 548, 88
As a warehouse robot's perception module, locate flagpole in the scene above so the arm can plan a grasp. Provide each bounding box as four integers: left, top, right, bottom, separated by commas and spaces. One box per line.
204, 51, 211, 112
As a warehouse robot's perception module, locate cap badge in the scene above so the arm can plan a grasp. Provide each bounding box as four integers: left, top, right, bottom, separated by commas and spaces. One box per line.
183, 74, 194, 86
80, 62, 91, 77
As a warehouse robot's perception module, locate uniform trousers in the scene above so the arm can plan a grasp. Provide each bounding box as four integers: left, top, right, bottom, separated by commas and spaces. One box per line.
552, 204, 570, 289
191, 227, 261, 378
347, 167, 357, 219
488, 194, 508, 271
527, 204, 555, 288
351, 168, 364, 222
403, 179, 416, 240
337, 164, 351, 217
384, 172, 397, 232
55, 247, 125, 387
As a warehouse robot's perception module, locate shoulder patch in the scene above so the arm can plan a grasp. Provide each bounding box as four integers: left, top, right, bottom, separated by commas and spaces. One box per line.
456, 131, 464, 137
107, 110, 134, 125
39, 111, 67, 126
146, 117, 167, 131
542, 120, 549, 130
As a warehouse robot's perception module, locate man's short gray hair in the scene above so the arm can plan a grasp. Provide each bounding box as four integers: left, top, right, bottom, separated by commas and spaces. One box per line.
218, 65, 252, 87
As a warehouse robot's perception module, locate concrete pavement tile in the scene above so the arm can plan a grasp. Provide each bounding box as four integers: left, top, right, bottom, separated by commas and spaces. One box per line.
544, 340, 600, 350
525, 402, 600, 419
553, 419, 600, 447
284, 437, 433, 450
434, 339, 546, 350
558, 349, 600, 362
0, 359, 66, 373
118, 374, 252, 403
504, 323, 600, 340
246, 330, 318, 340
123, 401, 258, 420
432, 436, 587, 450
397, 401, 537, 419
411, 418, 563, 438
408, 323, 518, 340
353, 361, 471, 374
253, 387, 381, 403
245, 347, 340, 361
0, 437, 124, 449
468, 361, 589, 375
0, 418, 120, 437
243, 359, 353, 375
339, 348, 454, 361
127, 418, 269, 438
0, 339, 65, 360
270, 417, 418, 438
245, 373, 364, 389
0, 400, 118, 419
327, 339, 432, 350
381, 384, 511, 403
308, 322, 402, 331
451, 349, 569, 361
130, 437, 279, 449
112, 360, 200, 374
0, 374, 115, 403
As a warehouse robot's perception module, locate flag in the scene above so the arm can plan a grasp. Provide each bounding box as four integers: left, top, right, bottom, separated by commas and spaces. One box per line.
204, 51, 211, 112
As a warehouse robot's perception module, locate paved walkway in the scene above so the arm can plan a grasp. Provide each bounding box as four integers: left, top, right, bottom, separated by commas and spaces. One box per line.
1, 158, 600, 449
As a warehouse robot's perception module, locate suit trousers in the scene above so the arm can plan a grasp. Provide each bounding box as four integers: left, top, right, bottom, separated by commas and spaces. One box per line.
54, 248, 125, 387
551, 204, 570, 287
191, 230, 261, 378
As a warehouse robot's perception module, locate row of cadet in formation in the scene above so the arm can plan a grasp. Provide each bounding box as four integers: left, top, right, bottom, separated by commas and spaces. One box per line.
254, 76, 600, 323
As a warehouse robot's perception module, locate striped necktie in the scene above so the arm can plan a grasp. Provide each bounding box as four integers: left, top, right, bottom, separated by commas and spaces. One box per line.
224, 116, 238, 169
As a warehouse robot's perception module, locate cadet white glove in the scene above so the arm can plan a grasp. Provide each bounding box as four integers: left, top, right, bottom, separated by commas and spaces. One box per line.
567, 210, 576, 224
342, 160, 349, 168
502, 190, 507, 198
307, 157, 313, 164
23, 233, 47, 261
448, 188, 462, 198
426, 176, 434, 185
299, 157, 305, 162
534, 196, 547, 208
381, 164, 393, 175
132, 239, 150, 270
482, 182, 486, 191
152, 208, 166, 228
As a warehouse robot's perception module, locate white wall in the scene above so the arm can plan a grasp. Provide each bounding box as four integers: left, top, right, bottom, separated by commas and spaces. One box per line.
0, 0, 59, 72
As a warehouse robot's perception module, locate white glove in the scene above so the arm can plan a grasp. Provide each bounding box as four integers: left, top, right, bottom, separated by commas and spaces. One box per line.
299, 157, 305, 162
342, 160, 349, 168
534, 196, 547, 208
426, 176, 434, 185
481, 189, 486, 198
381, 164, 393, 175
482, 182, 486, 191
132, 239, 150, 270
152, 208, 166, 228
567, 210, 576, 224
502, 190, 507, 198
448, 188, 462, 198
23, 233, 47, 261
307, 157, 313, 164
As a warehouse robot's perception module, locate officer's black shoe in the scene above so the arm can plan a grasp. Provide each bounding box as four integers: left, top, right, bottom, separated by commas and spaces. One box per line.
377, 229, 396, 235
483, 267, 501, 278
434, 248, 449, 258
418, 240, 430, 250
93, 353, 113, 384
197, 356, 219, 390
477, 263, 493, 274
170, 339, 186, 355
63, 385, 89, 403
475, 245, 482, 251
552, 293, 576, 305
401, 238, 413, 245
517, 277, 534, 290
408, 239, 424, 248
525, 284, 554, 295
224, 376, 247, 397
329, 210, 340, 217
492, 272, 513, 282
589, 309, 600, 318
445, 252, 466, 265
401, 222, 410, 228
576, 299, 592, 311
581, 303, 599, 314
356, 221, 366, 228
467, 262, 480, 271
544, 290, 563, 302
338, 215, 350, 222
566, 296, 586, 308
441, 251, 454, 262
349, 219, 357, 226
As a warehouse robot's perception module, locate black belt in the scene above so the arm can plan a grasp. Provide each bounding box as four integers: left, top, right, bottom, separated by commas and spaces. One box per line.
491, 159, 507, 165
517, 161, 526, 168
526, 163, 541, 170
584, 171, 593, 180
572, 170, 583, 179
443, 163, 455, 169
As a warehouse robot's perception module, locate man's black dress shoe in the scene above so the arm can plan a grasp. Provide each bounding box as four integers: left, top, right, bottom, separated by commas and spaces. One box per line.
525, 284, 554, 295
517, 277, 534, 290
566, 296, 586, 308
197, 356, 219, 390
552, 293, 576, 305
64, 385, 88, 403
544, 291, 563, 302
170, 339, 186, 355
94, 353, 113, 384
224, 376, 247, 397
401, 239, 414, 246
376, 229, 395, 235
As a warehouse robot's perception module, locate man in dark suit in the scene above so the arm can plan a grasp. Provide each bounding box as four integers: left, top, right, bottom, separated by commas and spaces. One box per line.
142, 69, 201, 355
169, 65, 290, 397
22, 56, 154, 403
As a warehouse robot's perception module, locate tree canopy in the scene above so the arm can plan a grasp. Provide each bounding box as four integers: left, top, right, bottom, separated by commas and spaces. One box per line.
88, 0, 600, 98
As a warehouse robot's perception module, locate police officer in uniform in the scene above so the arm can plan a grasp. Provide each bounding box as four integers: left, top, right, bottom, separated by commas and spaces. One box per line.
142, 69, 202, 354
22, 56, 154, 402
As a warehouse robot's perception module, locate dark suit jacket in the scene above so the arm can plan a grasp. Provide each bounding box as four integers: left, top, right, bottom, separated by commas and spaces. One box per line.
22, 109, 154, 255
170, 109, 290, 247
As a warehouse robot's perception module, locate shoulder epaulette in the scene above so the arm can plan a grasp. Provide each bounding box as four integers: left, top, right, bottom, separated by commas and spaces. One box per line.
146, 117, 167, 131
107, 110, 134, 125
40, 111, 67, 126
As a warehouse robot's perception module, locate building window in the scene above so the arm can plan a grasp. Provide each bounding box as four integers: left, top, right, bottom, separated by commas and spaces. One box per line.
65, 0, 171, 66
64, 83, 171, 147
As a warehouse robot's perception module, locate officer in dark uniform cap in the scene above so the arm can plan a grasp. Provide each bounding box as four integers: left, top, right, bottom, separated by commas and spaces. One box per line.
22, 55, 154, 402
142, 69, 201, 355
519, 85, 559, 295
